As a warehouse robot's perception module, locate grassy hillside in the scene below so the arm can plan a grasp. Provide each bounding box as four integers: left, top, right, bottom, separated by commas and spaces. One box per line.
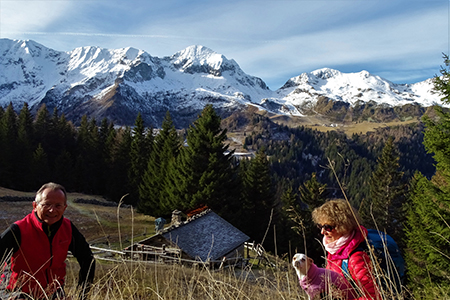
269, 114, 420, 135
0, 187, 154, 246
1, 186, 307, 300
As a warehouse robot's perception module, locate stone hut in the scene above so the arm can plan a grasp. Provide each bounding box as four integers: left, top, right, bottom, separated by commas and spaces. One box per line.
125, 209, 249, 264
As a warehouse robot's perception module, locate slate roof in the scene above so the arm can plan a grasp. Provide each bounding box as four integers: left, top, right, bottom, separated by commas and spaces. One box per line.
140, 209, 249, 262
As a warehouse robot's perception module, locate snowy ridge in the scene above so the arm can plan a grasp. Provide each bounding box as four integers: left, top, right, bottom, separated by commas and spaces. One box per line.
0, 39, 68, 107
0, 38, 445, 126
277, 68, 442, 111
171, 45, 233, 74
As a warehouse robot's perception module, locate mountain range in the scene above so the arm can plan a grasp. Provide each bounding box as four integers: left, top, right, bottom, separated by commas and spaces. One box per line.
0, 38, 443, 127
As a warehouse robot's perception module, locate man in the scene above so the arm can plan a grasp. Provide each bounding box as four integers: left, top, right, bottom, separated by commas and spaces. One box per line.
0, 182, 95, 300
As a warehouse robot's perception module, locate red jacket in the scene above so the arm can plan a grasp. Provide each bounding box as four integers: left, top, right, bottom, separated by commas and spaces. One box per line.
326, 226, 381, 300
7, 213, 72, 298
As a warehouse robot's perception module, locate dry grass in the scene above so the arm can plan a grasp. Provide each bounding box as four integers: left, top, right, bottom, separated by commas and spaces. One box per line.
64, 258, 305, 300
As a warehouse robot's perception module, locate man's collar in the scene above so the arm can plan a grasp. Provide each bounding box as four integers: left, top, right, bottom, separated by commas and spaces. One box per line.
33, 211, 64, 231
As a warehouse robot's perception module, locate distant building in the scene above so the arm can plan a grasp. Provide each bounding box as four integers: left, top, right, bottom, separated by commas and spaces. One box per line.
232, 152, 255, 160
222, 151, 255, 161
125, 209, 249, 265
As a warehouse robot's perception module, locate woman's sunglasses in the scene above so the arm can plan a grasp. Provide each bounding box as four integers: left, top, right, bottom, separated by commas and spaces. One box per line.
317, 224, 335, 232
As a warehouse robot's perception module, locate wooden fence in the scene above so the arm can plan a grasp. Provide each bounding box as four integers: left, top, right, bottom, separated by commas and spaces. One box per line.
89, 244, 247, 269
244, 241, 275, 267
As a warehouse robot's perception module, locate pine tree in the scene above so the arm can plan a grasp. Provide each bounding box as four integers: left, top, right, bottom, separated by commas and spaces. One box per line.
17, 103, 34, 143
238, 149, 275, 244
278, 185, 301, 255
404, 172, 438, 296
433, 54, 450, 105
33, 104, 50, 148
46, 107, 64, 164
53, 150, 74, 189
96, 118, 115, 194
281, 185, 300, 213
31, 143, 51, 187
54, 113, 77, 190
128, 113, 152, 205
404, 55, 450, 297
107, 126, 132, 202
89, 117, 104, 194
167, 105, 238, 213
74, 115, 101, 193
16, 103, 35, 190
298, 172, 328, 209
362, 136, 406, 245
0, 103, 18, 188
139, 111, 180, 217
56, 113, 77, 152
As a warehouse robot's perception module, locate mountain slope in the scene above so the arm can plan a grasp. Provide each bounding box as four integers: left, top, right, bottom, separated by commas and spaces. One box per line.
0, 39, 443, 127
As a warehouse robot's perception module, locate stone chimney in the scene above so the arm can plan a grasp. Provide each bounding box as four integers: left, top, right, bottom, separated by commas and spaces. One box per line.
171, 209, 182, 226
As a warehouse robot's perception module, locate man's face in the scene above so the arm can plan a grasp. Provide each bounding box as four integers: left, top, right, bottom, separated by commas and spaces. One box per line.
33, 188, 67, 225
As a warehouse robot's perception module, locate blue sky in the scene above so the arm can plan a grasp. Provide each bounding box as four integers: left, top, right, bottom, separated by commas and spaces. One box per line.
1, 0, 448, 89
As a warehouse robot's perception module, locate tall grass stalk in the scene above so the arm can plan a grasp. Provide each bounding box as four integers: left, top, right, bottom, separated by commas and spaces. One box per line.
327, 157, 406, 300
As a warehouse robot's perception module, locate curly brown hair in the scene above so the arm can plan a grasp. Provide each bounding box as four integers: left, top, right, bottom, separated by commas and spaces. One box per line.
311, 199, 361, 235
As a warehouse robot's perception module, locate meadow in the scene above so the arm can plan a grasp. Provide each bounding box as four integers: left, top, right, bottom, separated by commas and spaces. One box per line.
1, 186, 446, 300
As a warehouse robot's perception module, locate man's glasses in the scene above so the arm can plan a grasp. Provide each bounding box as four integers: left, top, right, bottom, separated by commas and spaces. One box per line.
317, 224, 335, 232
38, 203, 66, 210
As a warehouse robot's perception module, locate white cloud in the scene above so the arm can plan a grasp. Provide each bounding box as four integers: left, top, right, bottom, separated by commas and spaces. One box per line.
1, 1, 75, 36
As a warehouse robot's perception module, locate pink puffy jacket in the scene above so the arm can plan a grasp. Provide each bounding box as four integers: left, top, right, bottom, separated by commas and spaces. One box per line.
326, 226, 381, 300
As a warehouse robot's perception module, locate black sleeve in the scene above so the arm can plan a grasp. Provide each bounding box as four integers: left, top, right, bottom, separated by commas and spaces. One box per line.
68, 222, 95, 298
0, 224, 21, 261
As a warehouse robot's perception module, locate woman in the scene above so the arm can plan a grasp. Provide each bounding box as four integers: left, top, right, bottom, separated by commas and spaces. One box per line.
312, 199, 380, 300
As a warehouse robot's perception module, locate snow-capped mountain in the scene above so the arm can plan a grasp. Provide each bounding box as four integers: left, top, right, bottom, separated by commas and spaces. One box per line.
0, 38, 443, 127
276, 68, 440, 110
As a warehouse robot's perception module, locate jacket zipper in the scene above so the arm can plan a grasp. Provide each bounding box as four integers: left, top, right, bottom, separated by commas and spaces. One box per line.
46, 228, 53, 286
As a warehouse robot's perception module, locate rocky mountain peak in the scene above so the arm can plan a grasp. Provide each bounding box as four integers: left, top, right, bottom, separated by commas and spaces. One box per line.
311, 68, 343, 80
170, 45, 237, 76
